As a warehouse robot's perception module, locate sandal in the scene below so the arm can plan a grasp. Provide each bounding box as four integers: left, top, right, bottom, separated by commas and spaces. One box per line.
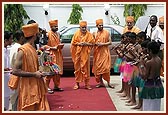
96, 84, 104, 88
73, 84, 79, 90
48, 88, 54, 94
85, 85, 92, 90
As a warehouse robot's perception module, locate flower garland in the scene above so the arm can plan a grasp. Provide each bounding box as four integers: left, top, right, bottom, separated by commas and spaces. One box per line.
37, 48, 60, 74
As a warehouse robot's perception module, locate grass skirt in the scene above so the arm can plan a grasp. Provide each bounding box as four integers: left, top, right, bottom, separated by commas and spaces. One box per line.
122, 62, 135, 82
114, 58, 122, 73
133, 75, 145, 97
140, 77, 164, 99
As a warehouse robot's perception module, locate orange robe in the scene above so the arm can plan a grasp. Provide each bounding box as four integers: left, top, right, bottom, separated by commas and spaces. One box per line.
123, 26, 141, 34
45, 30, 63, 86
70, 30, 94, 84
47, 31, 63, 75
92, 30, 111, 83
17, 43, 50, 111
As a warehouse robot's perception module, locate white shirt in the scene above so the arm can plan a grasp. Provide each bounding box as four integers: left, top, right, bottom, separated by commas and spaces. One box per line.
9, 42, 21, 68
4, 46, 11, 97
4, 46, 10, 69
146, 25, 164, 50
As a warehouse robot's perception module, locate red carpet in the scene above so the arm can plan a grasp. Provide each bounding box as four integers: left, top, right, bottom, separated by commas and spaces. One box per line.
47, 77, 116, 111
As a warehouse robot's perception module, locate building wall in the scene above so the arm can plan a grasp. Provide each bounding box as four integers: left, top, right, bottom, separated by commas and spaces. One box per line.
23, 3, 165, 31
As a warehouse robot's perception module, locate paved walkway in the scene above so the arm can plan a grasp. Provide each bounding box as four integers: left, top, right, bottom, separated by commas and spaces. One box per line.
104, 75, 165, 112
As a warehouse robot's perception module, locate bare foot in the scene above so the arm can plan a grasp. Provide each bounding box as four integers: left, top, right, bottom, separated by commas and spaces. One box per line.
118, 92, 127, 97
131, 105, 142, 109
116, 90, 123, 93
125, 99, 132, 103
125, 101, 136, 106
108, 84, 115, 88
121, 96, 130, 100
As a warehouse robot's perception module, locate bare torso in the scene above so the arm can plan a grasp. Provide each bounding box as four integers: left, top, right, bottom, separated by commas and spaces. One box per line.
146, 56, 161, 79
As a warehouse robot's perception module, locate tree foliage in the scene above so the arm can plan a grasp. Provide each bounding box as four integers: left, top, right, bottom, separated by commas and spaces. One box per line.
111, 15, 120, 25
67, 4, 83, 24
123, 4, 147, 22
4, 4, 30, 34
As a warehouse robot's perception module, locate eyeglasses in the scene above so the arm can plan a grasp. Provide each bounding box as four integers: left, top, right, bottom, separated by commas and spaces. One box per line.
81, 26, 87, 29
126, 22, 133, 24
98, 24, 103, 27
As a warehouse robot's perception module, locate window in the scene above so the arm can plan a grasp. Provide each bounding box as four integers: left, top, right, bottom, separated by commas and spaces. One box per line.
60, 27, 79, 43
89, 27, 97, 34
89, 26, 121, 42
60, 25, 122, 43
112, 30, 121, 42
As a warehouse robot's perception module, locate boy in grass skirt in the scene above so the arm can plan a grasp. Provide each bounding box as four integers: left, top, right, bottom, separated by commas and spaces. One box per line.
131, 40, 150, 109
115, 32, 130, 96
113, 33, 127, 74
140, 41, 164, 111
121, 32, 140, 106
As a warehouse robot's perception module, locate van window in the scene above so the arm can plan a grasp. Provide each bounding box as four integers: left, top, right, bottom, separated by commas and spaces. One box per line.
60, 25, 122, 43
89, 27, 112, 36
104, 27, 115, 41
60, 27, 79, 43
89, 27, 121, 42
89, 27, 97, 34
112, 30, 121, 42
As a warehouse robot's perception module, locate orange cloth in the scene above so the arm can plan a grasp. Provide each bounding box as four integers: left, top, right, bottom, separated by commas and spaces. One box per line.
49, 20, 58, 27
17, 43, 50, 111
92, 29, 111, 83
44, 30, 63, 86
79, 21, 87, 27
123, 26, 141, 34
126, 16, 134, 22
159, 16, 164, 24
159, 16, 164, 77
8, 74, 19, 90
22, 23, 39, 37
160, 51, 164, 77
70, 29, 94, 83
96, 19, 103, 25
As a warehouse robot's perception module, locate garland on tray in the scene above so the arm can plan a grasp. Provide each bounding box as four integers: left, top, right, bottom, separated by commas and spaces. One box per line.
37, 48, 60, 75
